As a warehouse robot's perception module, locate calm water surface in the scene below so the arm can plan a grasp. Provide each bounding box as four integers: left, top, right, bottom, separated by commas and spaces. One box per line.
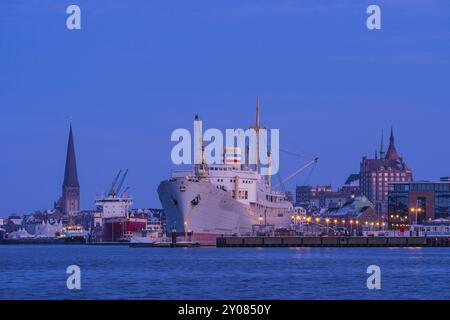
1, 245, 449, 300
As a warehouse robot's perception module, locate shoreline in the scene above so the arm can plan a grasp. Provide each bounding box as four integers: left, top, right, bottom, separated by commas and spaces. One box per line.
2, 236, 450, 248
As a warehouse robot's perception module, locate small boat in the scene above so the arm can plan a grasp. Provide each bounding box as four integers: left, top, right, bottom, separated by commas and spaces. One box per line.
152, 241, 201, 248
129, 237, 157, 247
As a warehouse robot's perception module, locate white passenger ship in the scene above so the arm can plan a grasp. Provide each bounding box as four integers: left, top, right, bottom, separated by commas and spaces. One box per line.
158, 99, 299, 242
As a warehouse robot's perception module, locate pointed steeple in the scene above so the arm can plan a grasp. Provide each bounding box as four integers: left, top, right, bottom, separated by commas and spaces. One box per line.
379, 129, 385, 159
375, 149, 378, 160
389, 127, 394, 143
385, 126, 399, 161
63, 124, 80, 188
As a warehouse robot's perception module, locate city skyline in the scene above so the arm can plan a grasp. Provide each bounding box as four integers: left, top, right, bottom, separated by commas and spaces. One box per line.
1, 0, 450, 214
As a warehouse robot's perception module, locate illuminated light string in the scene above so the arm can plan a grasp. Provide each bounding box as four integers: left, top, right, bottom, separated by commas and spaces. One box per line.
290, 215, 384, 227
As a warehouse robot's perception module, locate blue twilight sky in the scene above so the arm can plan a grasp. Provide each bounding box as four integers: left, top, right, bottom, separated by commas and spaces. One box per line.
0, 0, 449, 215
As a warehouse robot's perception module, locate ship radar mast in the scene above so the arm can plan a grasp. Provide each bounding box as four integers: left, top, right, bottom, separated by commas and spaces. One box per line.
251, 96, 266, 173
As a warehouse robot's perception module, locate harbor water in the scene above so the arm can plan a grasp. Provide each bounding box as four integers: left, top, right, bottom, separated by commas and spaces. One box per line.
1, 245, 449, 300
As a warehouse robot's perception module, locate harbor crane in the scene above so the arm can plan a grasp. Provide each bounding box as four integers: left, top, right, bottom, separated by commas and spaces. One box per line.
109, 170, 122, 196
120, 186, 130, 197
273, 157, 319, 190
109, 169, 129, 197
115, 169, 129, 196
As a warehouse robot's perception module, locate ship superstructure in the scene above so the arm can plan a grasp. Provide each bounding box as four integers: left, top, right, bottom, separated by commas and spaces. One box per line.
95, 170, 147, 242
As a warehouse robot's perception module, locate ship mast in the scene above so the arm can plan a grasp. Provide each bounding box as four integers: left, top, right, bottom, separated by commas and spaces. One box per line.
267, 151, 272, 192
250, 96, 267, 173
194, 114, 207, 177
255, 96, 260, 173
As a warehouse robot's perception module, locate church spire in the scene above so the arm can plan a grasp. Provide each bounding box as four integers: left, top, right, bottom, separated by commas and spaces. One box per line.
63, 124, 80, 188
389, 126, 394, 144
386, 126, 399, 160
379, 129, 385, 159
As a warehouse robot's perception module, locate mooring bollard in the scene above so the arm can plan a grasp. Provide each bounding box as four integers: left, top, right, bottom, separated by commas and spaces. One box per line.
171, 228, 177, 244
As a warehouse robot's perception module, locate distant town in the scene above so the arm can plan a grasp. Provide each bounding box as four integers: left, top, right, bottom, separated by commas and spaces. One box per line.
1, 122, 449, 244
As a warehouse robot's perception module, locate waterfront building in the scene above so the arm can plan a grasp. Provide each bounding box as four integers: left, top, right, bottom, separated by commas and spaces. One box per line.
340, 174, 361, 198
324, 196, 380, 234
296, 185, 331, 208
295, 183, 358, 213
55, 125, 80, 215
5, 215, 22, 233
388, 178, 450, 229
360, 128, 413, 218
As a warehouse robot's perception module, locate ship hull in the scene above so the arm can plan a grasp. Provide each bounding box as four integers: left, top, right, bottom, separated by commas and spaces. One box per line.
158, 179, 292, 242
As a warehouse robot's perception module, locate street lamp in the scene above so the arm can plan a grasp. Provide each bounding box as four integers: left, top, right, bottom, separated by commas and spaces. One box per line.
410, 207, 423, 225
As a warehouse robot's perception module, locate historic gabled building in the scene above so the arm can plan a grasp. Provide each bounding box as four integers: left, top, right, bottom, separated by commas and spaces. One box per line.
55, 125, 80, 215
360, 128, 413, 217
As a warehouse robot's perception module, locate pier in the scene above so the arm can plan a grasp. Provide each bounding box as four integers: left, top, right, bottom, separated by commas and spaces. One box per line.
216, 236, 450, 248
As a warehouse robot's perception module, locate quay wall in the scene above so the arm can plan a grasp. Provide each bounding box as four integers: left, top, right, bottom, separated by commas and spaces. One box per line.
216, 236, 450, 248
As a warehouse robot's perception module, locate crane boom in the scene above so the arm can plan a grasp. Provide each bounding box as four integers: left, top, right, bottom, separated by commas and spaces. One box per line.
273, 157, 318, 189
109, 170, 122, 196
115, 169, 129, 196
121, 186, 130, 197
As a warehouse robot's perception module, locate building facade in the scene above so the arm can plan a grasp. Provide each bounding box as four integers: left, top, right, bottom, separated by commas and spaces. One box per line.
388, 178, 450, 229
296, 176, 361, 213
297, 185, 351, 213
360, 128, 413, 217
322, 196, 380, 235
340, 174, 361, 198
295, 185, 332, 208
